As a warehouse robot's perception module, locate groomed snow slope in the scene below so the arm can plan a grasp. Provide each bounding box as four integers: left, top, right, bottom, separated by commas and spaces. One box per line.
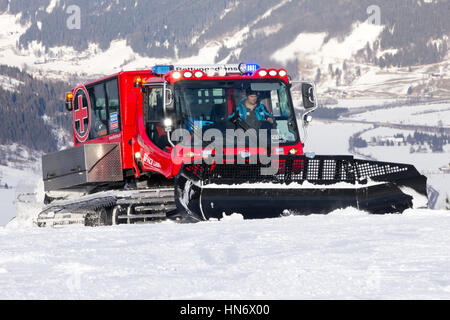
1, 209, 449, 299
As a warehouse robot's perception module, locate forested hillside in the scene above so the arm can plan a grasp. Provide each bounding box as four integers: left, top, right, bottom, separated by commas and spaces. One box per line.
0, 65, 70, 152
1, 0, 448, 68
0, 0, 449, 153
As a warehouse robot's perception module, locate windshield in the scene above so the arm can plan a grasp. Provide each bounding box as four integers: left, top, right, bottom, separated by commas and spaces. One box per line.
173, 80, 299, 146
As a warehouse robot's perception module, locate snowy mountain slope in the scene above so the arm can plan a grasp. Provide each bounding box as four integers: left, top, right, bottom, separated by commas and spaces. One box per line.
0, 1, 449, 98
1, 210, 449, 299
271, 21, 384, 73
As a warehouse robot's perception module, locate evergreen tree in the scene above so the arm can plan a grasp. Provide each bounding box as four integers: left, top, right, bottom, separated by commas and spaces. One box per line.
0, 65, 71, 153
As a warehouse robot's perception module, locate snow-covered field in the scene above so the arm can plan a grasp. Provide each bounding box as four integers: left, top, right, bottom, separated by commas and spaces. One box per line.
302, 120, 372, 155
1, 209, 449, 299
0, 189, 15, 226
325, 98, 397, 109
345, 102, 450, 127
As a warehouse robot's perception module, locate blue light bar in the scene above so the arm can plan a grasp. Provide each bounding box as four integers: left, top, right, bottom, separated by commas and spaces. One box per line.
245, 63, 260, 73
151, 65, 174, 75
238, 63, 261, 74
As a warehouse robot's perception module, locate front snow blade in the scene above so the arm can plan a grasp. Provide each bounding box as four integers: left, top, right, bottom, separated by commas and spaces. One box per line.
174, 155, 428, 221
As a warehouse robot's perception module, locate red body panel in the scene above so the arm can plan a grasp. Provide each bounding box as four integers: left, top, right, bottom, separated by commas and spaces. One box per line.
70, 68, 303, 180
73, 71, 152, 171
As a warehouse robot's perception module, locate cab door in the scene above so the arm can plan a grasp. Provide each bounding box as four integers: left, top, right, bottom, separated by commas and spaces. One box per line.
138, 85, 173, 177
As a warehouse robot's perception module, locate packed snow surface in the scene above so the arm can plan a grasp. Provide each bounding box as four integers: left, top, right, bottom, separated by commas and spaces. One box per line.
1, 209, 449, 299
0, 189, 15, 226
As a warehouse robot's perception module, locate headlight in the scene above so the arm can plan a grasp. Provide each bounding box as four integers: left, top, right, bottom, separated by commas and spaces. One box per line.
183, 71, 193, 78
194, 71, 204, 78
268, 70, 277, 76
278, 69, 287, 77
172, 71, 182, 79
258, 70, 268, 77
163, 118, 173, 127
134, 152, 142, 159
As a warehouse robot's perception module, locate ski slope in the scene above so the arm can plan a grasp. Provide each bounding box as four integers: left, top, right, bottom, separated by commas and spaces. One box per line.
0, 209, 449, 299
0, 104, 448, 300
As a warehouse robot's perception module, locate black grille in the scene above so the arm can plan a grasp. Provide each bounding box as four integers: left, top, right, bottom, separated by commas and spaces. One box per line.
181, 155, 420, 186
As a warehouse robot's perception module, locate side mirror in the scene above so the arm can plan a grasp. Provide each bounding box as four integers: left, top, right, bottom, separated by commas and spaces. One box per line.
301, 82, 317, 109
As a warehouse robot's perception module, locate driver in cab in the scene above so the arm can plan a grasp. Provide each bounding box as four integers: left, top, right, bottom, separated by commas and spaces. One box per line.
229, 90, 274, 129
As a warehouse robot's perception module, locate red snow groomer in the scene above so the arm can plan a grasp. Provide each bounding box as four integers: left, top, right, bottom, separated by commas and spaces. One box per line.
38, 64, 428, 226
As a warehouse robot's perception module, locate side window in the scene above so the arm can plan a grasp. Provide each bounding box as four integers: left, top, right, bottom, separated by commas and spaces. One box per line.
86, 78, 121, 141
105, 79, 121, 133
267, 88, 289, 118
148, 87, 164, 121
278, 86, 290, 116
88, 83, 108, 139
145, 87, 169, 151
270, 90, 281, 117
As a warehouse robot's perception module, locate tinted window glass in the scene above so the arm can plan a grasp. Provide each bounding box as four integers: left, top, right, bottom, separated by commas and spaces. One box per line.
144, 87, 170, 151
174, 80, 299, 145
105, 79, 121, 133
89, 84, 108, 139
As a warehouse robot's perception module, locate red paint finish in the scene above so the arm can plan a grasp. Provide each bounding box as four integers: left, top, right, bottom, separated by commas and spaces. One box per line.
69, 68, 302, 180
72, 71, 152, 170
